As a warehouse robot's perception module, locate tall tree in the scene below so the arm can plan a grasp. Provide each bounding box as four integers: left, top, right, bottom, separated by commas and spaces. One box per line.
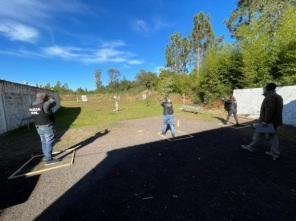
197, 44, 245, 102
227, 0, 295, 38
52, 81, 62, 92
135, 69, 158, 90
158, 73, 175, 95
233, 1, 296, 86
95, 69, 103, 91
44, 83, 51, 90
108, 68, 121, 93
165, 33, 190, 72
191, 12, 215, 78
271, 5, 296, 84
62, 83, 70, 91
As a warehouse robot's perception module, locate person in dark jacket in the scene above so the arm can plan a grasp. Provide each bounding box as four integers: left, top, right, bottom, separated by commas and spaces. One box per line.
241, 83, 283, 160
224, 95, 239, 126
29, 93, 59, 165
161, 96, 175, 137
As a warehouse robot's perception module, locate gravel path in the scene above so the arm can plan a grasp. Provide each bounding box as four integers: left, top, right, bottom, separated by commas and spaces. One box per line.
1, 117, 219, 221
1, 116, 296, 221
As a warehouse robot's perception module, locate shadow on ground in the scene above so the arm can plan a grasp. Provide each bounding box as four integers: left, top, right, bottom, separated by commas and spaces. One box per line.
57, 129, 109, 161
0, 106, 81, 211
213, 116, 226, 124
36, 125, 296, 221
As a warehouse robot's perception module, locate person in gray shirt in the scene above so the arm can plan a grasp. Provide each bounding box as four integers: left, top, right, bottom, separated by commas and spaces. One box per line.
224, 95, 239, 126
161, 96, 175, 137
241, 83, 283, 160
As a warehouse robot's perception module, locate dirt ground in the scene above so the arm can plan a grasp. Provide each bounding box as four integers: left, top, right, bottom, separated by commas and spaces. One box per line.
0, 116, 296, 221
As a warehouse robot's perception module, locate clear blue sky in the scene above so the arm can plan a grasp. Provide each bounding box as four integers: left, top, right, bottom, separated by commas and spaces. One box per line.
0, 0, 237, 90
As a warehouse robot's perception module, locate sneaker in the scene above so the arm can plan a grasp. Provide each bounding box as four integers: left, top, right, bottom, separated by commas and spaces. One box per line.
265, 151, 280, 160
45, 159, 60, 166
241, 145, 255, 152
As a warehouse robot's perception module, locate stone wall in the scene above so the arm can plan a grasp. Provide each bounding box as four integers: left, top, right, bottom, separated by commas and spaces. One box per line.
0, 80, 60, 134
233, 85, 296, 126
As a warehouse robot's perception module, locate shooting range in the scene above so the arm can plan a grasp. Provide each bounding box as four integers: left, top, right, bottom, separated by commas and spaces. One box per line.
1, 0, 296, 219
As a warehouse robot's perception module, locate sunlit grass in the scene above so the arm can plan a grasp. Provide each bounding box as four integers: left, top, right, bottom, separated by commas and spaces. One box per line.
55, 94, 226, 130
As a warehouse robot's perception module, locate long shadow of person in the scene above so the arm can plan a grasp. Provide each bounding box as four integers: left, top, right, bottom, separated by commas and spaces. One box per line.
56, 129, 110, 160
0, 107, 81, 211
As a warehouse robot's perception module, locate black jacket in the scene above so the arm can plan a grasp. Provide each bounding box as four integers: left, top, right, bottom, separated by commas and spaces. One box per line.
161, 101, 174, 115
259, 92, 283, 127
29, 98, 56, 126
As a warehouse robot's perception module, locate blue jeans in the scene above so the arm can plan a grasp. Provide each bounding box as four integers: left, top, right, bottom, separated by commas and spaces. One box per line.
249, 131, 280, 156
36, 124, 55, 161
162, 115, 175, 136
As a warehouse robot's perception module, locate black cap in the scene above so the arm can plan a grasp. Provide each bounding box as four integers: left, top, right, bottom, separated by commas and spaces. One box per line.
265, 83, 277, 91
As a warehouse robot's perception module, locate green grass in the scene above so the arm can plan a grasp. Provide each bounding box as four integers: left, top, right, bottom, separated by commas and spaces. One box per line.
0, 93, 226, 150
55, 99, 163, 129
1, 93, 295, 172
55, 94, 226, 130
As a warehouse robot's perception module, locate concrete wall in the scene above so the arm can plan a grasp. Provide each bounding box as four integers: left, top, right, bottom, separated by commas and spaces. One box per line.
0, 80, 60, 134
233, 85, 296, 126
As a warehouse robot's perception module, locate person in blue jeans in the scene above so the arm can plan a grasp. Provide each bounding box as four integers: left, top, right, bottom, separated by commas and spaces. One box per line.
241, 83, 283, 160
29, 93, 59, 165
161, 96, 175, 138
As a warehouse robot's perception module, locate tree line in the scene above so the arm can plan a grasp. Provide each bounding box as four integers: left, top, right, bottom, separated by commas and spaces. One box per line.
43, 0, 295, 103
164, 0, 296, 102
39, 69, 159, 94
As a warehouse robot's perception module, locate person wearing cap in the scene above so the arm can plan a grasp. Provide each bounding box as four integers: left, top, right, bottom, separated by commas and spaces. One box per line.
29, 93, 59, 165
161, 95, 175, 138
241, 83, 283, 160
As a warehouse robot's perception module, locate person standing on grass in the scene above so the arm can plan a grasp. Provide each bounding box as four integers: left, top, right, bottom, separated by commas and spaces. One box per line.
224, 95, 239, 126
161, 95, 175, 138
29, 93, 60, 165
241, 83, 283, 160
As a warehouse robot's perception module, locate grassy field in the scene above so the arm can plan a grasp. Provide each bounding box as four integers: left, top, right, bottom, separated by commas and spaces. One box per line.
0, 93, 227, 167
56, 93, 225, 130
40, 93, 227, 150
0, 93, 295, 181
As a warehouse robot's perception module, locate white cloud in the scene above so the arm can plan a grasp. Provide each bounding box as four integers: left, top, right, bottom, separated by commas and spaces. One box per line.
0, 48, 45, 57
0, 0, 89, 24
132, 18, 172, 34
101, 40, 126, 48
43, 46, 78, 59
132, 19, 150, 33
0, 39, 144, 65
127, 59, 143, 65
0, 21, 39, 42
154, 18, 171, 30
42, 41, 143, 65
0, 0, 91, 43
